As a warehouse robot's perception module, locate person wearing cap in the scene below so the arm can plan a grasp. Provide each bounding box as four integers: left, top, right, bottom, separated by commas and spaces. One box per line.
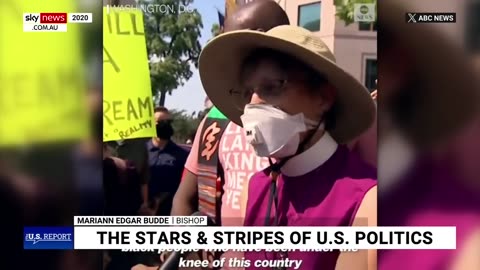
199, 25, 377, 270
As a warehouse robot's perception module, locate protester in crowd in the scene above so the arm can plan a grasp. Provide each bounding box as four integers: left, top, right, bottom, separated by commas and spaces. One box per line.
172, 0, 288, 222
173, 0, 377, 219
163, 2, 290, 270
105, 137, 149, 211
104, 143, 144, 270
146, 106, 188, 216
199, 25, 377, 270
103, 103, 147, 270
130, 2, 291, 270
167, 3, 377, 269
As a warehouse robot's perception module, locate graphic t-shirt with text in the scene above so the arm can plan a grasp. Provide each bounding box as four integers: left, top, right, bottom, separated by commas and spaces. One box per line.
184, 120, 268, 226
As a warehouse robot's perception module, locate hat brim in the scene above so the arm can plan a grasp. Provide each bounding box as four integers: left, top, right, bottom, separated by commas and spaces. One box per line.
199, 30, 376, 144
380, 1, 479, 146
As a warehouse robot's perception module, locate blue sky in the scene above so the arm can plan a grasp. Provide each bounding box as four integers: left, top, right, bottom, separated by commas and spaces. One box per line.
164, 0, 225, 114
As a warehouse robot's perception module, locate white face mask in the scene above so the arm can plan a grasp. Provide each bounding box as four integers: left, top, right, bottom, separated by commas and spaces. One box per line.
240, 104, 318, 158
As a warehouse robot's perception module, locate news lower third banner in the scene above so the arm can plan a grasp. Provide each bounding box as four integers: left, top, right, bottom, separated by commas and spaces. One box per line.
24, 216, 457, 250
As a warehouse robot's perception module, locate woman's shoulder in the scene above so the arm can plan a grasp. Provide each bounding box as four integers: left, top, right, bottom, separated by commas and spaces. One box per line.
323, 146, 377, 203
337, 145, 377, 181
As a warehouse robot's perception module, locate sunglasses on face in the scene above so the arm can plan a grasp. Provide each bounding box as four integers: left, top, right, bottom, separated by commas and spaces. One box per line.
229, 79, 288, 109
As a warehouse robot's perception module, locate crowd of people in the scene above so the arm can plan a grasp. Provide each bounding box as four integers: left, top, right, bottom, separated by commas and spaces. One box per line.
102, 1, 480, 270
101, 1, 378, 270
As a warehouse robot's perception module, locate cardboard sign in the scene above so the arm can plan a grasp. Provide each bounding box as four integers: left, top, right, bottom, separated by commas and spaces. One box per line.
103, 7, 156, 141
0, 0, 88, 146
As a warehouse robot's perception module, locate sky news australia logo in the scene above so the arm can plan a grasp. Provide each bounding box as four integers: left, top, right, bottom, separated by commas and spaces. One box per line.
354, 4, 376, 22
406, 12, 456, 23
23, 13, 68, 32
24, 227, 74, 250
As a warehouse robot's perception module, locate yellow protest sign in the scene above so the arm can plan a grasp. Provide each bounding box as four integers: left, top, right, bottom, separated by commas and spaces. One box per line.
103, 7, 156, 141
0, 0, 88, 146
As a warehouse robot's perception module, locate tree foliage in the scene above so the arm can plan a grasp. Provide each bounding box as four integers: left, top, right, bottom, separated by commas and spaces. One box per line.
170, 109, 207, 143
211, 23, 221, 38
334, 0, 376, 26
139, 0, 203, 106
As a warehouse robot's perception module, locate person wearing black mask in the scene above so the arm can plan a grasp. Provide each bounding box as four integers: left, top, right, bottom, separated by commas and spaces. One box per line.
145, 106, 188, 216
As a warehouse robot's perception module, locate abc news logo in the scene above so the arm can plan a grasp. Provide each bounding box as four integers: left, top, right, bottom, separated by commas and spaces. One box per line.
406, 12, 456, 23
23, 13, 67, 32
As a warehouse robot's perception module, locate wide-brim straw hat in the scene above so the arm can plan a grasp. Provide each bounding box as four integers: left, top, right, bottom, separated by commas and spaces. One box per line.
199, 25, 376, 144
379, 0, 479, 147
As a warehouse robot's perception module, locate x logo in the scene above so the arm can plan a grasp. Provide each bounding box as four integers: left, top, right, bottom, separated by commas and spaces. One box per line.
407, 13, 417, 23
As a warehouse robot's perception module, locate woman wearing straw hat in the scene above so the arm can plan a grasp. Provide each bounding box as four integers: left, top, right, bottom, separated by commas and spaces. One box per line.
199, 25, 377, 270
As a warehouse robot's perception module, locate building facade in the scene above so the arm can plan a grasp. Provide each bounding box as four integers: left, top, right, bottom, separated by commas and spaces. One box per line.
232, 0, 377, 91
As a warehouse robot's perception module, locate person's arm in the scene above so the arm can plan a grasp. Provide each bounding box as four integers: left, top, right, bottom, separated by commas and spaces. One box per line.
151, 149, 190, 214
170, 117, 206, 216
171, 169, 199, 216
239, 183, 249, 225
335, 186, 377, 270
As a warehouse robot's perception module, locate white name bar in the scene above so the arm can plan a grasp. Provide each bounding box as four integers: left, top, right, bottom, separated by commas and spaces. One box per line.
68, 13, 93, 23
73, 226, 457, 250
74, 216, 208, 226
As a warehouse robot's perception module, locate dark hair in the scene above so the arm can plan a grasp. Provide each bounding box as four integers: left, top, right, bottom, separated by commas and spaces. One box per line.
225, 0, 290, 33
241, 48, 336, 130
154, 106, 169, 113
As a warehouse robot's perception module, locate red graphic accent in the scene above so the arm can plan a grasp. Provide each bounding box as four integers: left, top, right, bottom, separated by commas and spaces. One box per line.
40, 13, 67, 24
201, 122, 221, 161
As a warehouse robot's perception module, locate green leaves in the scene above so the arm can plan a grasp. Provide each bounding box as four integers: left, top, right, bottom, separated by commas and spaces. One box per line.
170, 109, 203, 143
211, 23, 221, 38
139, 0, 203, 105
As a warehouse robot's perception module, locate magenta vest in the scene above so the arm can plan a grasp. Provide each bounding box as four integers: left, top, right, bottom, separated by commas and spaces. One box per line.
244, 146, 377, 270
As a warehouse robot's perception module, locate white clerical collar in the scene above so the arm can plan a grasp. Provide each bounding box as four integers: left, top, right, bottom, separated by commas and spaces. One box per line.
281, 132, 338, 177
